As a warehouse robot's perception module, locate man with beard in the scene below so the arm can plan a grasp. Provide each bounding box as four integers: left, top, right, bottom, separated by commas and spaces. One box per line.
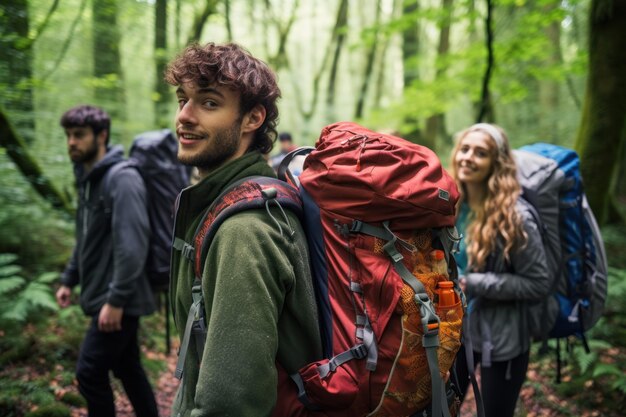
166, 43, 322, 416
56, 105, 158, 417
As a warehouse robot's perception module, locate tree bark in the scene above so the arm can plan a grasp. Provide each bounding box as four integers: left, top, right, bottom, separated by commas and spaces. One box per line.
476, 0, 495, 122
93, 0, 125, 121
325, 0, 349, 119
0, 0, 35, 144
0, 109, 74, 216
154, 0, 170, 128
355, 0, 382, 120
424, 0, 454, 151
574, 0, 626, 225
401, 1, 424, 144
538, 1, 561, 140
187, 0, 219, 45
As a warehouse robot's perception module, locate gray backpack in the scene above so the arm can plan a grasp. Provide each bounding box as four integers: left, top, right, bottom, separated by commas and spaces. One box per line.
514, 144, 608, 380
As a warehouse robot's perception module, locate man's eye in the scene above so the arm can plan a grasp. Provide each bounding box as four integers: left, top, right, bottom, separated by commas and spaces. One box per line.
204, 100, 217, 108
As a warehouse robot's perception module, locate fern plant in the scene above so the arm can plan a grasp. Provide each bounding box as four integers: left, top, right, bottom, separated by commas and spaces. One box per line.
0, 253, 59, 324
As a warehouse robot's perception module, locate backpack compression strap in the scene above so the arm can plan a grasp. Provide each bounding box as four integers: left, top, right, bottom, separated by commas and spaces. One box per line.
172, 176, 302, 380
349, 220, 452, 417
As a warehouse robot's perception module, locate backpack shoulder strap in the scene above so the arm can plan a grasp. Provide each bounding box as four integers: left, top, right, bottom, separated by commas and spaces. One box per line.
175, 176, 302, 280
101, 160, 137, 215
172, 175, 302, 380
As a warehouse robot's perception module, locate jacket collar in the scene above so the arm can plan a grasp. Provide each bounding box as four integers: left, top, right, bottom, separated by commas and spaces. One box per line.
74, 145, 125, 183
178, 151, 276, 223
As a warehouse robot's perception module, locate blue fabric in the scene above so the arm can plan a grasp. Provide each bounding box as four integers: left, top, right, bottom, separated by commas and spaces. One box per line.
519, 143, 595, 338
454, 201, 471, 277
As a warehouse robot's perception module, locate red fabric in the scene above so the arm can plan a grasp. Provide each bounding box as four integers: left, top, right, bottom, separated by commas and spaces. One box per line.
299, 121, 459, 231
274, 122, 462, 417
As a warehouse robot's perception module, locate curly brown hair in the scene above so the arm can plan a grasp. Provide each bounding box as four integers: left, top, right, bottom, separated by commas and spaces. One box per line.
451, 124, 527, 271
164, 42, 281, 154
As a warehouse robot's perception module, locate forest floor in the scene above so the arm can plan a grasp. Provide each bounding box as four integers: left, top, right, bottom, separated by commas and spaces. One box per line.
53, 342, 623, 417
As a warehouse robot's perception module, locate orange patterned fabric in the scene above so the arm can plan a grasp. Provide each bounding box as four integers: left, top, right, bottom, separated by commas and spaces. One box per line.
369, 232, 463, 417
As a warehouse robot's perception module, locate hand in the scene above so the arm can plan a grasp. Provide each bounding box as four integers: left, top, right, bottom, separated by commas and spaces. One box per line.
56, 285, 72, 308
98, 303, 124, 332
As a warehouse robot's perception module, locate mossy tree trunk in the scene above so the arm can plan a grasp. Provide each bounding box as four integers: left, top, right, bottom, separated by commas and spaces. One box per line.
154, 0, 170, 128
574, 0, 626, 225
401, 1, 424, 145
0, 0, 35, 144
424, 0, 454, 151
0, 109, 74, 216
93, 0, 125, 121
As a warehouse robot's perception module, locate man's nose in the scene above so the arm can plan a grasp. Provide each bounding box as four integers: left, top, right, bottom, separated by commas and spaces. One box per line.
177, 101, 197, 125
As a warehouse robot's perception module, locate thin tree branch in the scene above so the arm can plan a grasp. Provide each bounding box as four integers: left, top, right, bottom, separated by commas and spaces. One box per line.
477, 0, 495, 122
41, 0, 87, 82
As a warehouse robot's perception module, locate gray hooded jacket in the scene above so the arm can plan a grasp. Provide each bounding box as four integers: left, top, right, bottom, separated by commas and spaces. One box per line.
464, 199, 550, 363
61, 145, 156, 317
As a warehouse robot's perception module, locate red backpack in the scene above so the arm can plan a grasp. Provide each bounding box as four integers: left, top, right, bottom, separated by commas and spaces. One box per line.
175, 122, 464, 417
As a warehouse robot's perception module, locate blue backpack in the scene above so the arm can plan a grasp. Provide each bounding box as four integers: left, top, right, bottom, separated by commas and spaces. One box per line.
514, 143, 608, 379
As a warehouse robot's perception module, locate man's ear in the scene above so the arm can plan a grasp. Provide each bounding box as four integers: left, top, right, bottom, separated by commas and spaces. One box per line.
241, 105, 266, 134
96, 130, 108, 147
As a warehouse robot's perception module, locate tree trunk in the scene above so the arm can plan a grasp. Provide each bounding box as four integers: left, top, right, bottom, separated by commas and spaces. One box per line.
574, 0, 626, 225
325, 0, 349, 120
0, 0, 35, 144
187, 0, 219, 45
93, 0, 125, 121
401, 1, 424, 144
0, 109, 74, 216
476, 0, 495, 122
424, 0, 454, 151
154, 0, 170, 128
355, 0, 382, 120
538, 2, 561, 141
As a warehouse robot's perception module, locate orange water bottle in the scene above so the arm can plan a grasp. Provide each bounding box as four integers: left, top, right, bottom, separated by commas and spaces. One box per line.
436, 281, 456, 307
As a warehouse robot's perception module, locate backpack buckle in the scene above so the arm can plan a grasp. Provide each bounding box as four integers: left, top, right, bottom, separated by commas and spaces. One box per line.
414, 293, 441, 342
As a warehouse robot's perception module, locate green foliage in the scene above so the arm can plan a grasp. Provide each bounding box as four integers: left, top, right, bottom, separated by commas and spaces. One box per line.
0, 379, 57, 417
0, 253, 59, 324
59, 392, 85, 408
592, 363, 626, 394
24, 404, 71, 417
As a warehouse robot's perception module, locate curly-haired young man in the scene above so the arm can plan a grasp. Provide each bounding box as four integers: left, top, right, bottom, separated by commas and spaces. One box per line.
166, 43, 322, 416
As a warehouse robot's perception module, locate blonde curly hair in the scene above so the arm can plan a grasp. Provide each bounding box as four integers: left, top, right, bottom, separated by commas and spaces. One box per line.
450, 124, 527, 271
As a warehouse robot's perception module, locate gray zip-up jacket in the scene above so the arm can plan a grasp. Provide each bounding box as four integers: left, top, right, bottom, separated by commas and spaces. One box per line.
463, 199, 550, 362
61, 145, 156, 317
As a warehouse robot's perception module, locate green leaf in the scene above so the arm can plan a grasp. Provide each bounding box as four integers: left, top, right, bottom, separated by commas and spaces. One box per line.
0, 264, 22, 278
36, 272, 61, 284
0, 277, 26, 294
1, 298, 30, 322
592, 363, 622, 378
22, 282, 59, 312
0, 253, 19, 266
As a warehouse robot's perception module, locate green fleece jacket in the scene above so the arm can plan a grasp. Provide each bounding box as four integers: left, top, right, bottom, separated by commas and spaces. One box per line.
170, 152, 322, 417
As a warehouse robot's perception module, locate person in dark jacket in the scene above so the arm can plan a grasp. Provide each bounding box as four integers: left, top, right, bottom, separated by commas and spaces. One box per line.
450, 123, 550, 417
55, 105, 158, 417
165, 42, 322, 416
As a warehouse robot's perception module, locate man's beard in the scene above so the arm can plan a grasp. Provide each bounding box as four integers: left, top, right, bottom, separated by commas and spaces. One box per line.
69, 139, 99, 164
178, 118, 243, 170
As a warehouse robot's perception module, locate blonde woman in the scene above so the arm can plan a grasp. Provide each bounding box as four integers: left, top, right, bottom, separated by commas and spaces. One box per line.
451, 123, 550, 417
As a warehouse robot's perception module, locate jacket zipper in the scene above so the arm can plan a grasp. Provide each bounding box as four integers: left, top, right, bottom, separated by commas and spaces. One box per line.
83, 181, 90, 238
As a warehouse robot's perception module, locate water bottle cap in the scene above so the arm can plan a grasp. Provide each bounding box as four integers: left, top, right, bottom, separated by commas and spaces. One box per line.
438, 281, 454, 289
431, 250, 445, 261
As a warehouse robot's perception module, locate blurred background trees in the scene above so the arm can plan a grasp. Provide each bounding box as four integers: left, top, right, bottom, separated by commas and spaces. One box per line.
1, 0, 625, 414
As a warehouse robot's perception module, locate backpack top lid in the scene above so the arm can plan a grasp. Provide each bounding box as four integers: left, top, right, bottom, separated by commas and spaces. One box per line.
129, 129, 180, 172
299, 122, 459, 231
